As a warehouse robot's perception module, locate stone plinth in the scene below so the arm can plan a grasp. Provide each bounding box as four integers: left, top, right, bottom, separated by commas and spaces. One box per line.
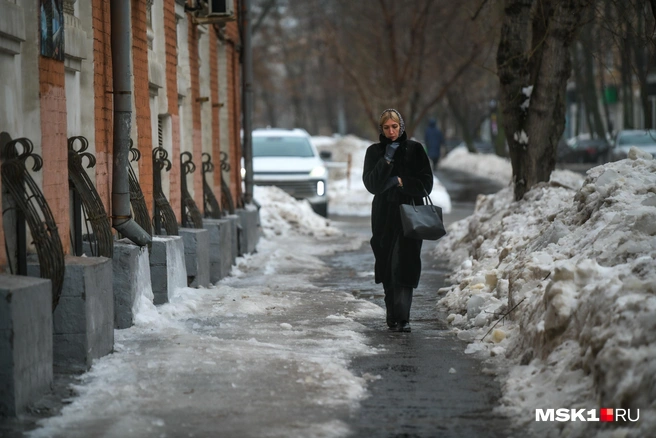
179, 227, 210, 288
0, 274, 52, 416
150, 236, 187, 304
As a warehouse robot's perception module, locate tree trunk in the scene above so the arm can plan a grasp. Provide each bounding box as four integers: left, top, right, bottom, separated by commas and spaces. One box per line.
633, 10, 653, 129
620, 21, 635, 129
497, 0, 591, 201
492, 105, 507, 157
580, 22, 607, 139
598, 65, 613, 135
447, 93, 476, 153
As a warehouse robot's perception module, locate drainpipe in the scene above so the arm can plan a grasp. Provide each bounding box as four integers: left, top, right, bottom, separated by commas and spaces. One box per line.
242, 0, 254, 204
110, 0, 151, 246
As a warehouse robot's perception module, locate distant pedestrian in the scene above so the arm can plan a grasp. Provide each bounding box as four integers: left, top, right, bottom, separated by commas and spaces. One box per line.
424, 118, 444, 171
362, 109, 433, 333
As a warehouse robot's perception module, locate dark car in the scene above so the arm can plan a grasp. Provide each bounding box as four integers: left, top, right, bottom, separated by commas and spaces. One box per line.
568, 138, 611, 163
557, 138, 575, 163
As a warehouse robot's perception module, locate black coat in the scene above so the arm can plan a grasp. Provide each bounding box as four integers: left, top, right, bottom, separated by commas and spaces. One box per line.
362, 132, 434, 288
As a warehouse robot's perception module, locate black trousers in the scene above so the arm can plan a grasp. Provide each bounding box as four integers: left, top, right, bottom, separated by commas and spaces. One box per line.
384, 285, 413, 325
383, 237, 413, 325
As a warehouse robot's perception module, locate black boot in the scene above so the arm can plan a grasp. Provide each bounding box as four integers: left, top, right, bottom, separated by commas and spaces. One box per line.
396, 321, 411, 333
385, 287, 396, 329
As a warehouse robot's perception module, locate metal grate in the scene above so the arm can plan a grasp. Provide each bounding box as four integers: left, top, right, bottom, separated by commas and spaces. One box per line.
1, 133, 65, 311
202, 152, 222, 219
219, 151, 235, 214
152, 146, 178, 236
254, 180, 317, 199
68, 136, 113, 258
128, 141, 152, 237
180, 151, 203, 228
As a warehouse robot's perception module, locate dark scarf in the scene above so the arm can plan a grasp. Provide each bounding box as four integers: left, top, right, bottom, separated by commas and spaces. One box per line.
379, 131, 408, 145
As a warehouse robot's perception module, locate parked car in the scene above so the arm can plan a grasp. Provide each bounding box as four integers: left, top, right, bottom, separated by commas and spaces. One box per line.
557, 137, 576, 163
250, 128, 329, 217
567, 137, 611, 163
608, 129, 656, 161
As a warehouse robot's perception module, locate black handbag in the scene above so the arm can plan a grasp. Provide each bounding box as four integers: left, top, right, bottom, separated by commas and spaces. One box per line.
399, 188, 446, 241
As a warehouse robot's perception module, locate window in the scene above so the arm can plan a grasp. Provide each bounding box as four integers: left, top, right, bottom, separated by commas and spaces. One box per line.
252, 137, 314, 158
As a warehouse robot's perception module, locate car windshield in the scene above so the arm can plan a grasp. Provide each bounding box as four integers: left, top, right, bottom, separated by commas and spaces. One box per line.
618, 131, 656, 146
253, 136, 314, 157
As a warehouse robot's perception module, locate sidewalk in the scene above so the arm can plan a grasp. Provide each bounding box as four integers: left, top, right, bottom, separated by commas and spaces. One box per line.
14, 227, 383, 438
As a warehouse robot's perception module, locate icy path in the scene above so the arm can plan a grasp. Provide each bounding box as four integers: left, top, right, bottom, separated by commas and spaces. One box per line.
29, 232, 384, 438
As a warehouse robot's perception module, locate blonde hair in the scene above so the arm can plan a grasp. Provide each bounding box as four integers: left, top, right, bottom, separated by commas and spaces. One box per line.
379, 110, 400, 128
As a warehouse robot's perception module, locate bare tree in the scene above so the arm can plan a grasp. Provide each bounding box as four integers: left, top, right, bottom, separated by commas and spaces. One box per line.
496, 0, 594, 201
323, 0, 493, 137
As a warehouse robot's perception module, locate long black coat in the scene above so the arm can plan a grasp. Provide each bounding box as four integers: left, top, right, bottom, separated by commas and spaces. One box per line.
362, 132, 434, 288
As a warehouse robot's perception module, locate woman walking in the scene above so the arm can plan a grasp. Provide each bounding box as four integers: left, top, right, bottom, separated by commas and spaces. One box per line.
363, 109, 433, 332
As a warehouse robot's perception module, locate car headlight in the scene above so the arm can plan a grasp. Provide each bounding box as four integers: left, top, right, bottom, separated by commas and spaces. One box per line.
310, 166, 327, 178
317, 181, 325, 196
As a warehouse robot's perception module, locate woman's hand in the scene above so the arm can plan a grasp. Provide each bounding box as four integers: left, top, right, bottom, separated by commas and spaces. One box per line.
384, 142, 400, 162
398, 177, 403, 187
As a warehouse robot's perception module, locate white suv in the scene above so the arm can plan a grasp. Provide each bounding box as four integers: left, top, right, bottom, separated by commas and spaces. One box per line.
251, 128, 329, 217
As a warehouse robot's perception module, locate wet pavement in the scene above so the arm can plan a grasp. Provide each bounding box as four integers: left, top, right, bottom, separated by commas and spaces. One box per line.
321, 167, 512, 438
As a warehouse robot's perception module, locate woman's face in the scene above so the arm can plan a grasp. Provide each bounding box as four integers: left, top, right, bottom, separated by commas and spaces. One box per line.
381, 118, 400, 141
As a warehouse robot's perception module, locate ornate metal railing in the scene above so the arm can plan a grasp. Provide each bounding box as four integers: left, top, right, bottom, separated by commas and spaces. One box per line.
128, 141, 152, 237
180, 152, 203, 228
68, 136, 113, 258
1, 133, 65, 310
201, 152, 222, 219
219, 151, 236, 215
152, 146, 178, 236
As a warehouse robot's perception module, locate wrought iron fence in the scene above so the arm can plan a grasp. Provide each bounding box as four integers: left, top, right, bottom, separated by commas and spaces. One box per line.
180, 151, 203, 228
68, 136, 113, 258
152, 146, 178, 236
127, 141, 153, 237
1, 133, 65, 310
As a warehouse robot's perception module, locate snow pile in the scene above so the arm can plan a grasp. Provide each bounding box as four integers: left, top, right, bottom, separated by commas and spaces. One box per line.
434, 154, 656, 436
321, 135, 373, 217
254, 185, 342, 238
441, 145, 512, 185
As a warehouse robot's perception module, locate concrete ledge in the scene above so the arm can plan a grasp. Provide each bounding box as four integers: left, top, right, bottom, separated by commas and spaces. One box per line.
0, 274, 52, 417
113, 240, 152, 329
150, 236, 187, 304
203, 218, 233, 283
54, 256, 114, 373
28, 256, 114, 373
179, 228, 210, 288
236, 205, 260, 255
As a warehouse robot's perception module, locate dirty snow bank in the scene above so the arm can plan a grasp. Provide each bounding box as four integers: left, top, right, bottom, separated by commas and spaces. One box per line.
434, 152, 656, 437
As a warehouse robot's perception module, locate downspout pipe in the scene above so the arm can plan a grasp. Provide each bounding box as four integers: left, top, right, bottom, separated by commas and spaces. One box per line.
110, 0, 151, 246
242, 0, 254, 204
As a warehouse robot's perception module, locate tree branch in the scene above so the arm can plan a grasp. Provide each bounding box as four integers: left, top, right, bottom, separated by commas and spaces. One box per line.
328, 27, 379, 130
408, 45, 480, 134
471, 0, 490, 21
252, 0, 277, 36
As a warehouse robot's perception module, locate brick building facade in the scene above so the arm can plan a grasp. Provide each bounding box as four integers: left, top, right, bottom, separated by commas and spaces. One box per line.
0, 0, 243, 269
